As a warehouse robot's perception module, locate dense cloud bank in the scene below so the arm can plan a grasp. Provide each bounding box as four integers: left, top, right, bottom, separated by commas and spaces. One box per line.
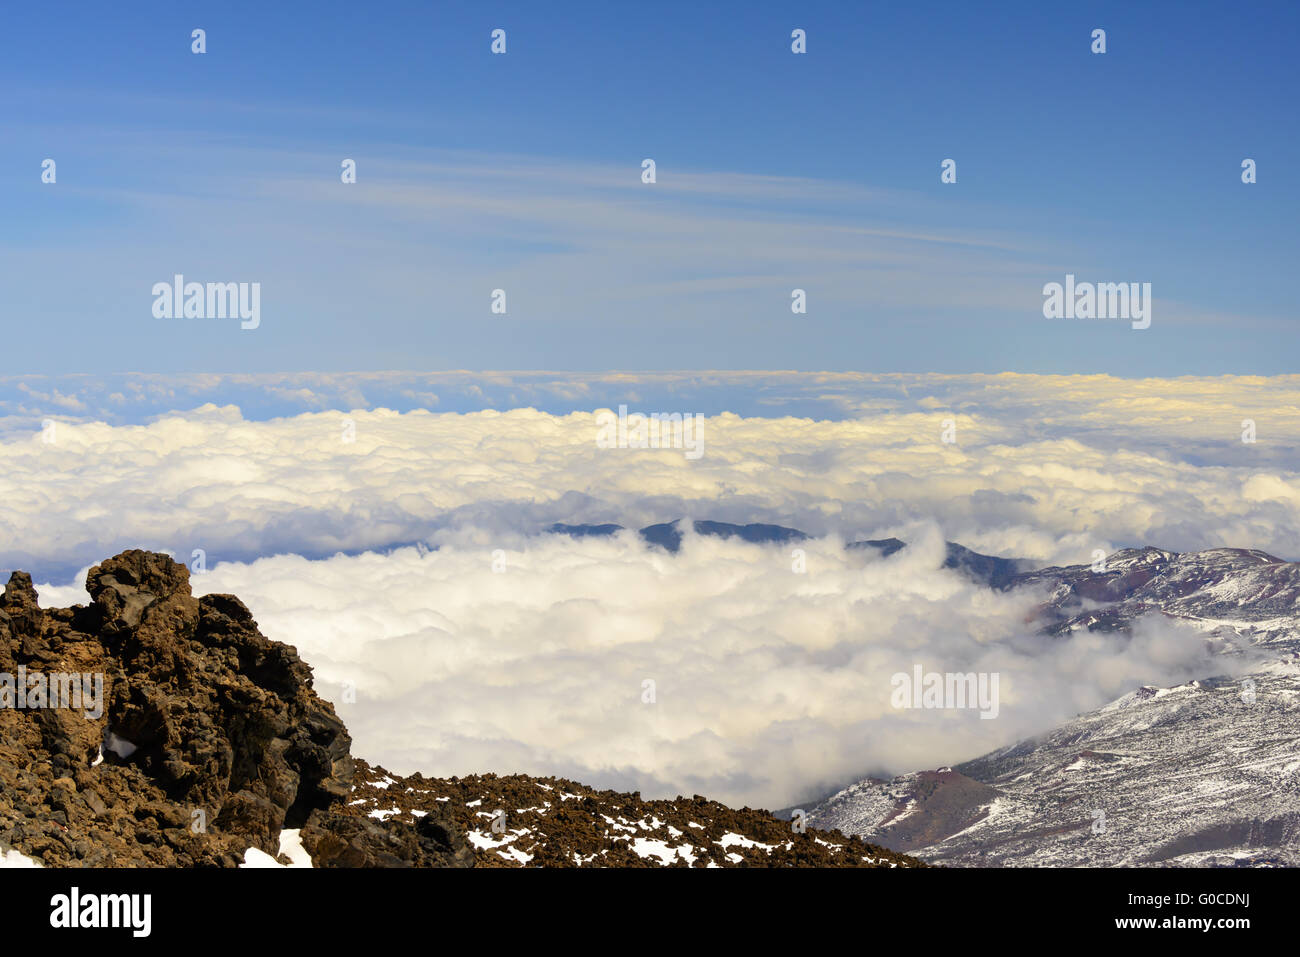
4, 371, 1300, 448
3, 374, 1299, 579
36, 530, 1248, 810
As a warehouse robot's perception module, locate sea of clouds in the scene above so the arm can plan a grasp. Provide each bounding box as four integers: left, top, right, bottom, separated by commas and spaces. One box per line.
36, 527, 1245, 810
6, 372, 1296, 807
4, 372, 1299, 580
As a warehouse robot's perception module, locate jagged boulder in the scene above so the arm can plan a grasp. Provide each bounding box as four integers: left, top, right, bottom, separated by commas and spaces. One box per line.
299, 804, 476, 868
0, 549, 375, 866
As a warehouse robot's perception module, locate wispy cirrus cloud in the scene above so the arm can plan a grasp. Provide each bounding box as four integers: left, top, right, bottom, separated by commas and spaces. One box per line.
7, 130, 1276, 375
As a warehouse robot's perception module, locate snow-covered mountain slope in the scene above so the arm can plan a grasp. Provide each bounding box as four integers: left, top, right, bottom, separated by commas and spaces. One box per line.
808, 546, 1300, 866
808, 668, 1300, 866
1012, 546, 1300, 653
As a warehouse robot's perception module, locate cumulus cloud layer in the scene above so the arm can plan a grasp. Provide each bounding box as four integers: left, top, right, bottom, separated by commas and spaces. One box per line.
38, 529, 1246, 809
13, 373, 1290, 806
3, 373, 1299, 580
6, 371, 1300, 446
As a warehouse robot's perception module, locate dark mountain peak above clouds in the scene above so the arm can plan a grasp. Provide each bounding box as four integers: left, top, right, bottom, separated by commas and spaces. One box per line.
547, 519, 809, 552
642, 520, 811, 551
1, 549, 919, 868
941, 542, 1032, 590
545, 522, 625, 539
846, 537, 907, 555
848, 537, 1031, 589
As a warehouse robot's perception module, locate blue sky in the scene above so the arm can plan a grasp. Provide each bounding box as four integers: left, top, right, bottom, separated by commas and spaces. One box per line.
1, 0, 1295, 376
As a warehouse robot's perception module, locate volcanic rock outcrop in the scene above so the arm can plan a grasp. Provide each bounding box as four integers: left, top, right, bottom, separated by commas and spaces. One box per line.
0, 549, 467, 866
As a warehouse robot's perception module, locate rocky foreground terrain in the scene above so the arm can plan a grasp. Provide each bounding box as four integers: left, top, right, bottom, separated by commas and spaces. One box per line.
0, 549, 919, 868
340, 760, 918, 867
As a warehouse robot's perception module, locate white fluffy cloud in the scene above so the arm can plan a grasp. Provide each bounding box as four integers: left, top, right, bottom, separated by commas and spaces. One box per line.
38, 528, 1249, 810
3, 374, 1299, 581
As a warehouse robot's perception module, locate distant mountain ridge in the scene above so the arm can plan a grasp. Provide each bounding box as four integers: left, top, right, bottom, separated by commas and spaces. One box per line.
546, 520, 1034, 588
547, 522, 1298, 630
